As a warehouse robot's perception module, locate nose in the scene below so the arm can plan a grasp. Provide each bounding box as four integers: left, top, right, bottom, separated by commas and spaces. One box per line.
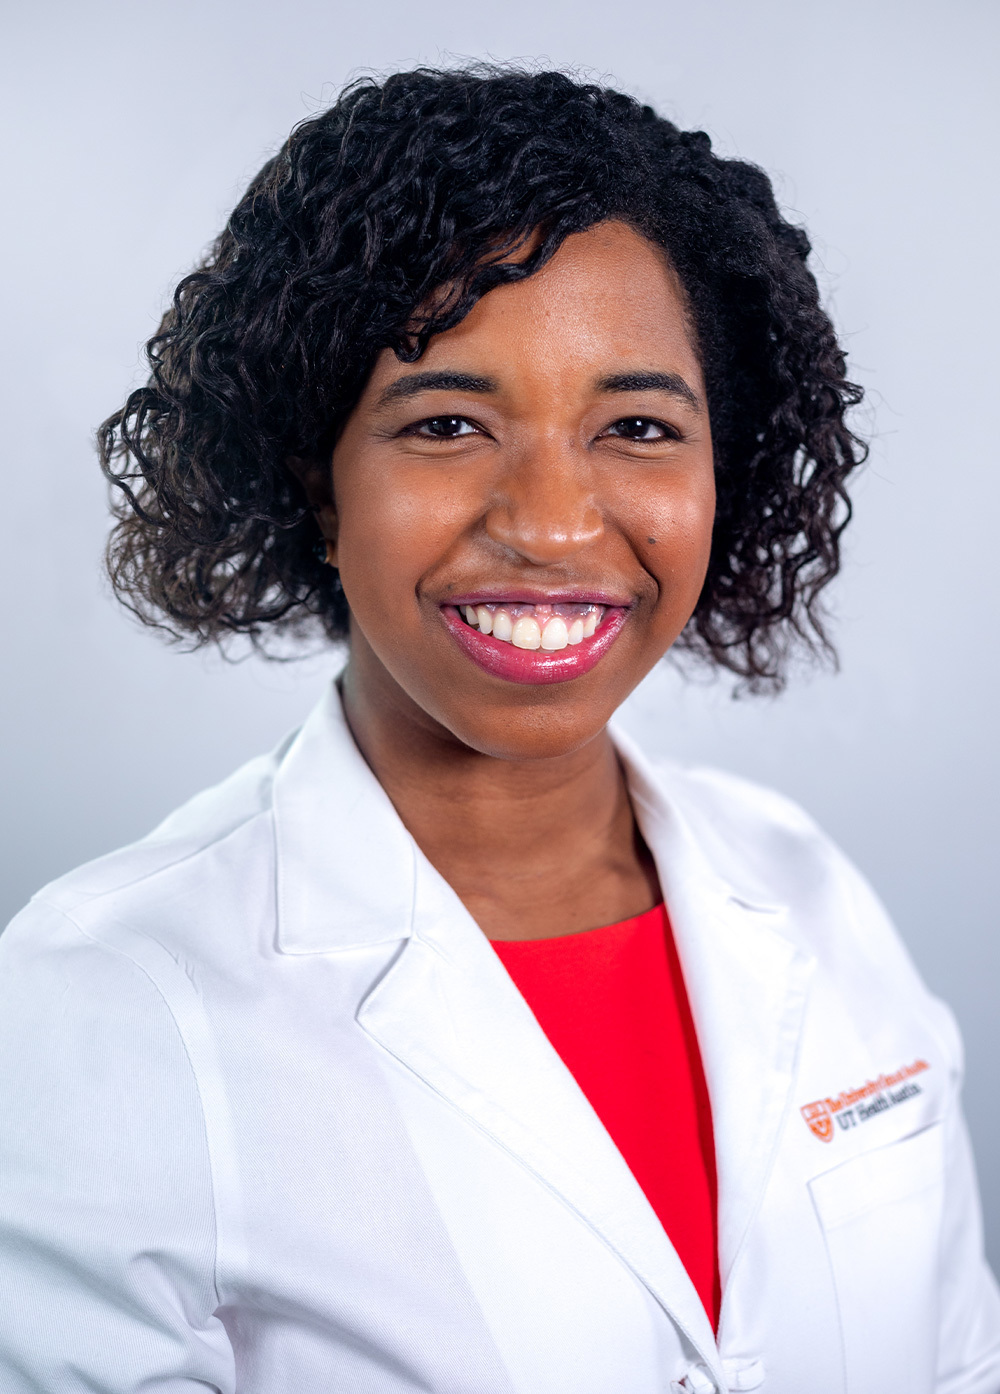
484, 438, 604, 565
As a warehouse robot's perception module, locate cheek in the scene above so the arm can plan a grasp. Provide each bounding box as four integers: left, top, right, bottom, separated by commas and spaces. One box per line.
632, 470, 716, 600
333, 464, 469, 614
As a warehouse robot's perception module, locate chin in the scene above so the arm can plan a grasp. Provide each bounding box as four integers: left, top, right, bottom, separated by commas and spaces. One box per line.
439, 699, 618, 763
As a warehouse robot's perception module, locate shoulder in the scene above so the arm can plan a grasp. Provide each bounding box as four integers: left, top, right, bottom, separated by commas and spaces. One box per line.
4, 733, 294, 976
640, 754, 962, 1060
0, 736, 297, 1164
637, 751, 842, 896
654, 755, 904, 953
657, 759, 836, 898
38, 737, 289, 913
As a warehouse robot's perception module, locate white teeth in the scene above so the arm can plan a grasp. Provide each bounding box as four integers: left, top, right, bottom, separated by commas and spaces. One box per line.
511, 615, 542, 650
458, 600, 607, 648
540, 616, 569, 651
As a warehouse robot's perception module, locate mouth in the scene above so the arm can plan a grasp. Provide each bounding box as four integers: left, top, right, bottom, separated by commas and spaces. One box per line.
440, 597, 631, 685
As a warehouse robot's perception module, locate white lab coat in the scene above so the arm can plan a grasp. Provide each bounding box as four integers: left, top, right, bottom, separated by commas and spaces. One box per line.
1, 683, 998, 1394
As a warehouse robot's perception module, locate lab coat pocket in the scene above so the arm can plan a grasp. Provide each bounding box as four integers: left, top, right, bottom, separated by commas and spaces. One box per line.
809, 1122, 945, 1394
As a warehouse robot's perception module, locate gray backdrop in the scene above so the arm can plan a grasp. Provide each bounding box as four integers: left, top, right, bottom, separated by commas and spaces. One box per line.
2, 0, 997, 1266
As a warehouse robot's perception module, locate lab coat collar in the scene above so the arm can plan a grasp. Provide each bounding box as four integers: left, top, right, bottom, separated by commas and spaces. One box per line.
273, 682, 419, 954
272, 682, 784, 954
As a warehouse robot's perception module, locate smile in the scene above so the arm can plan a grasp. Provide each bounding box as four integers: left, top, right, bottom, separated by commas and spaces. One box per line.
461, 601, 604, 650
441, 598, 630, 685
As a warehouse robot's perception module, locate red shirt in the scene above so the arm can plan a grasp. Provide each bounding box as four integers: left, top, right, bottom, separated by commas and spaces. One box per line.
491, 902, 721, 1330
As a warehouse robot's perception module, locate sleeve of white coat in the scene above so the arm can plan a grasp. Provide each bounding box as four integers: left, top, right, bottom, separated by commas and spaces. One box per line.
935, 1068, 1000, 1393
0, 899, 235, 1391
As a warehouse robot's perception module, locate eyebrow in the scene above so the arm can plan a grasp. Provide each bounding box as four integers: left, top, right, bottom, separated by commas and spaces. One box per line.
376, 371, 498, 407
596, 371, 701, 411
375, 367, 701, 411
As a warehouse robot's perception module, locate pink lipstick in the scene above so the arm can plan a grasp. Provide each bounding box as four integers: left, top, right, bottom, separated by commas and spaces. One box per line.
441, 601, 629, 684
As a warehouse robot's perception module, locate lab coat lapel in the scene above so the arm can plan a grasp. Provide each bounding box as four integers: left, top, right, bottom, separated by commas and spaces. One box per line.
616, 728, 815, 1299
273, 693, 717, 1353
667, 882, 813, 1299
275, 688, 810, 1369
357, 850, 723, 1378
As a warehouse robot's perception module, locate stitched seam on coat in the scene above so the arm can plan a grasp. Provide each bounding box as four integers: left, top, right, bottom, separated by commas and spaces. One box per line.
37, 905, 224, 1315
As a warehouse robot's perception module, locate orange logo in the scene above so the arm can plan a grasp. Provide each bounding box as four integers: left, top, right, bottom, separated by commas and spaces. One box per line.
801, 1099, 834, 1142
800, 1058, 930, 1142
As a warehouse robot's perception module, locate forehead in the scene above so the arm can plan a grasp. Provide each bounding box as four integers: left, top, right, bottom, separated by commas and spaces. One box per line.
368, 220, 701, 392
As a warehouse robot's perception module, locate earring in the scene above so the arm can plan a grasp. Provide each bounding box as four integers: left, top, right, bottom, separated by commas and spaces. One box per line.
313, 538, 336, 566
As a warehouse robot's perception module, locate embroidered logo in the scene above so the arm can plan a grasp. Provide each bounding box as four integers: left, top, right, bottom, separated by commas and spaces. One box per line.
800, 1058, 930, 1143
801, 1099, 834, 1142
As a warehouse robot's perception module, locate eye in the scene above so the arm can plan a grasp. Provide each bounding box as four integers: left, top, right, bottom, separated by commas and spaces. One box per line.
602, 416, 678, 442
414, 416, 481, 438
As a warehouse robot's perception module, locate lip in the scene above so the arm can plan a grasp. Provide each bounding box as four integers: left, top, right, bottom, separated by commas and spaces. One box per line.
441, 603, 630, 685
445, 587, 632, 608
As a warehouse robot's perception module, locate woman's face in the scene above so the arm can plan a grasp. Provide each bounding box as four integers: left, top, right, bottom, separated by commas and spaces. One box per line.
324, 220, 716, 760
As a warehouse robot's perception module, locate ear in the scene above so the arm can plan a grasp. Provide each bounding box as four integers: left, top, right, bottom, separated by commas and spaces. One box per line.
287, 455, 339, 565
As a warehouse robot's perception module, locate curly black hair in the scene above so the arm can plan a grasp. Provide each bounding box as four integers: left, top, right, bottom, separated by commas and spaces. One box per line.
99, 65, 865, 691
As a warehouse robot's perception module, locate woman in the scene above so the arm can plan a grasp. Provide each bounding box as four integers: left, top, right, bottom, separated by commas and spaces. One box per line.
0, 67, 997, 1394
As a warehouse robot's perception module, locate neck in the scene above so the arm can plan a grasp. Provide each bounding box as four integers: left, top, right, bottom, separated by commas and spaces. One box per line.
340, 658, 659, 941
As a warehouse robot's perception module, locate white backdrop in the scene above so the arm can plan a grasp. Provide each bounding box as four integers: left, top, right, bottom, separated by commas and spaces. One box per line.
2, 0, 997, 1266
